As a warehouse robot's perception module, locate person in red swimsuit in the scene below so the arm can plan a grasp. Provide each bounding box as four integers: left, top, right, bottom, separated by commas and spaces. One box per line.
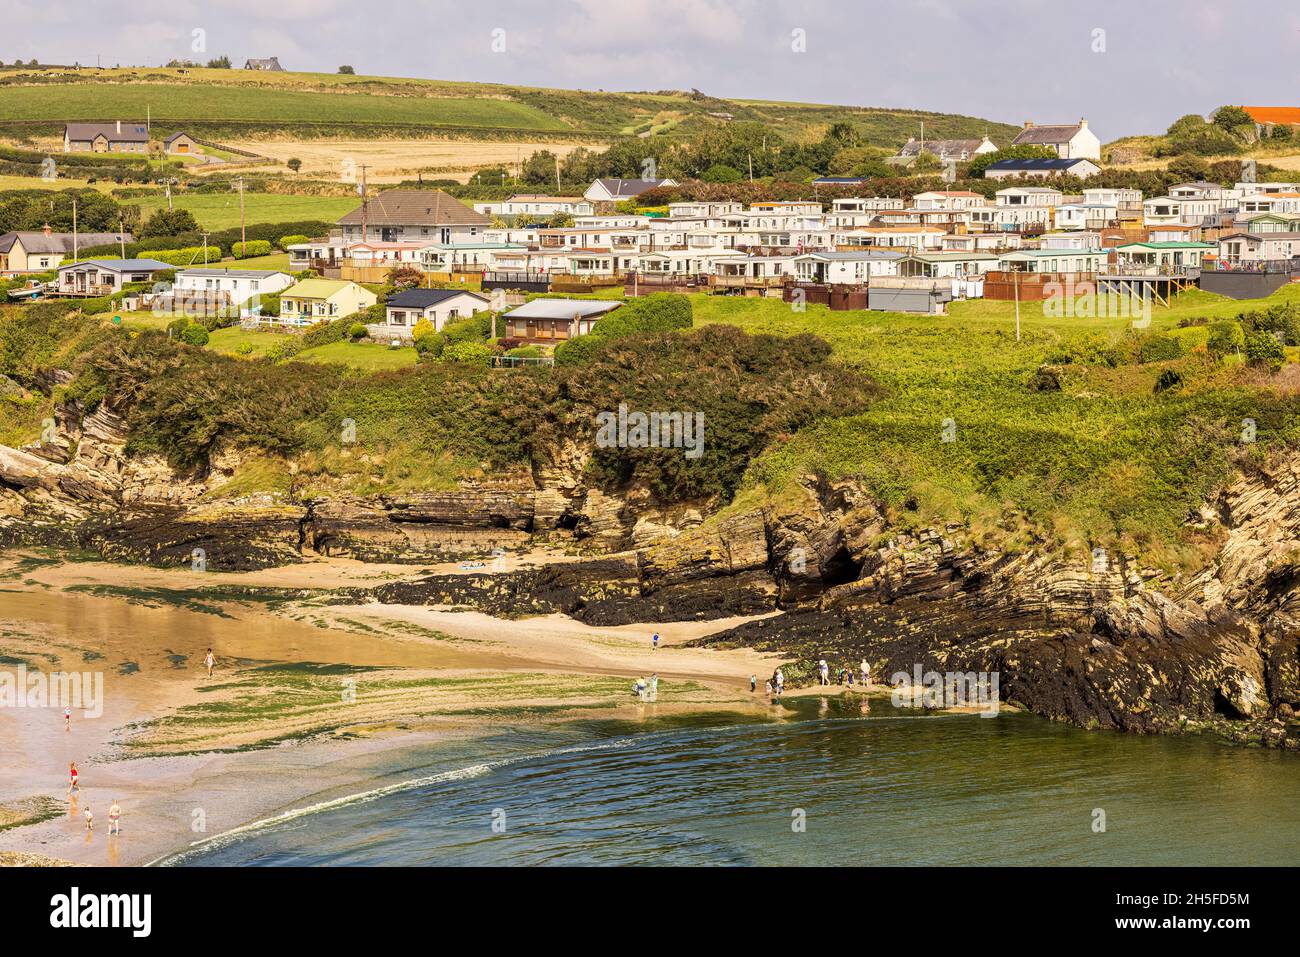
69, 761, 79, 796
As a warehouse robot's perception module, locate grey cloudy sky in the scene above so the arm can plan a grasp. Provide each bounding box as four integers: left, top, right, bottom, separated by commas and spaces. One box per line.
8, 0, 1300, 138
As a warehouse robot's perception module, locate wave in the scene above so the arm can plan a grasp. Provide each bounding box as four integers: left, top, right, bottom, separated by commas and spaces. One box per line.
149, 735, 644, 867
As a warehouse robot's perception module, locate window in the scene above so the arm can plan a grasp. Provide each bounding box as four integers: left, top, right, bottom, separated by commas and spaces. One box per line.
391, 311, 406, 326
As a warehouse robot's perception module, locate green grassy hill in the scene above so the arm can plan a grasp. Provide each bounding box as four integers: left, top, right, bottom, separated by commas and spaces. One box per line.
0, 66, 1020, 147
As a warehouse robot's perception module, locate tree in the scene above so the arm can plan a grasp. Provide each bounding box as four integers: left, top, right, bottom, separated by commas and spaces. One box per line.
387, 264, 422, 290
1272, 124, 1294, 142
702, 163, 742, 183
286, 158, 302, 174
1166, 113, 1207, 137
140, 207, 199, 238
1166, 154, 1208, 181
1211, 105, 1252, 131
206, 56, 231, 68
338, 65, 355, 75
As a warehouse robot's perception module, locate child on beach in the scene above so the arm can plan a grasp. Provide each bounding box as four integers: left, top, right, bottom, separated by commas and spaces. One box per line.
68, 761, 79, 796
83, 806, 93, 832
652, 633, 659, 652
650, 674, 658, 701
204, 648, 215, 678
64, 706, 71, 731
108, 800, 121, 835
765, 680, 773, 697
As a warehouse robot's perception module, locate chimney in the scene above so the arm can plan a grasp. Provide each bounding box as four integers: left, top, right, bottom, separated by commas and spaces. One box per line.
1080, 118, 1088, 128
116, 120, 121, 134
42, 222, 52, 237
1024, 120, 1033, 129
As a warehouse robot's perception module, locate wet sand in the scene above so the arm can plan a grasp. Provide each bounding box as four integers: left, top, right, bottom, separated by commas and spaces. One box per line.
0, 550, 784, 866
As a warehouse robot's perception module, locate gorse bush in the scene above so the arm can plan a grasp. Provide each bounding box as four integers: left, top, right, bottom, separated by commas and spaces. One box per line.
57, 315, 873, 506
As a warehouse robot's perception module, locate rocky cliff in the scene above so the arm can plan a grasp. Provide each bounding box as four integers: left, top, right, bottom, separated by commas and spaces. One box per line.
2, 391, 1298, 748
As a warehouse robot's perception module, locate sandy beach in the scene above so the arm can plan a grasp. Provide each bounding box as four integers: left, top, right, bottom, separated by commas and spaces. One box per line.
0, 548, 789, 866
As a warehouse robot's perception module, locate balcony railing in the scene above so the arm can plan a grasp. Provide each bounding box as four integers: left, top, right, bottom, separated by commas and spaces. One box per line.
1202, 258, 1297, 275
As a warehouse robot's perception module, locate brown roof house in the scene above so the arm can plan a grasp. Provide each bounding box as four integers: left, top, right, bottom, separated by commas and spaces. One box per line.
0, 227, 132, 275
63, 121, 149, 153
164, 131, 201, 155
336, 189, 490, 244
1011, 119, 1101, 160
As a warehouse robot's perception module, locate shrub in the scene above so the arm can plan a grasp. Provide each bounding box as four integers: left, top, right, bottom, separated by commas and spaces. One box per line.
348, 322, 368, 341
180, 324, 210, 347
1245, 329, 1285, 370
1206, 320, 1245, 357
302, 317, 351, 349
1137, 333, 1183, 364
232, 240, 273, 259
442, 340, 493, 364
278, 234, 310, 250
138, 246, 216, 267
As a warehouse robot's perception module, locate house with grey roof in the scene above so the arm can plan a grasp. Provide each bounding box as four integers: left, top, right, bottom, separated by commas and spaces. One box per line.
55, 259, 172, 296
0, 229, 131, 275
1010, 119, 1101, 160
894, 135, 997, 163
983, 157, 1101, 180
584, 178, 679, 204
336, 189, 490, 244
243, 57, 283, 71
501, 298, 621, 342
381, 288, 490, 336
63, 121, 149, 153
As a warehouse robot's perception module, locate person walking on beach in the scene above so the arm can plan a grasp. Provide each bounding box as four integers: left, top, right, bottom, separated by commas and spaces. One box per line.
652, 633, 659, 652
68, 761, 79, 796
204, 648, 215, 678
764, 679, 773, 698
818, 659, 829, 686
650, 673, 659, 701
750, 674, 757, 693
108, 799, 122, 836
861, 658, 870, 687
64, 705, 71, 731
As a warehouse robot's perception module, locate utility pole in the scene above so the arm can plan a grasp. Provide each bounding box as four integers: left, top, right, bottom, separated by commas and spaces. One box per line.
555, 154, 561, 192
118, 217, 126, 260
237, 176, 246, 250
748, 152, 753, 182
202, 232, 210, 265
360, 165, 369, 243
72, 197, 78, 264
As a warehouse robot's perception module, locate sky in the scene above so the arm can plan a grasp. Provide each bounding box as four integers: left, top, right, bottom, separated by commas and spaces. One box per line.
6, 0, 1300, 139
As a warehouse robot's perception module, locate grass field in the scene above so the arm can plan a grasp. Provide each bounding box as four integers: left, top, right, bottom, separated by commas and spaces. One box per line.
0, 83, 567, 132
0, 67, 1018, 145
693, 284, 1300, 572
131, 191, 358, 230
